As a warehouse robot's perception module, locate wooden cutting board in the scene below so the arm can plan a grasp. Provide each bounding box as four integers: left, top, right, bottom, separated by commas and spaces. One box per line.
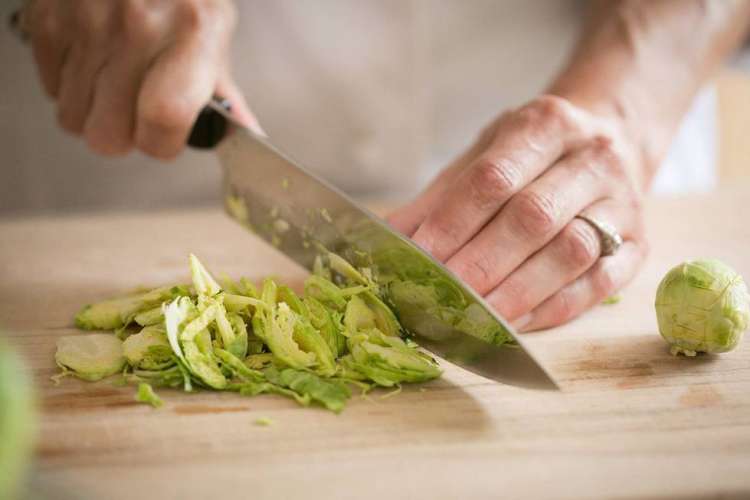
1, 185, 749, 500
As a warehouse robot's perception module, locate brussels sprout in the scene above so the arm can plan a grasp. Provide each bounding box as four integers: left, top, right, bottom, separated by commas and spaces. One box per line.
189, 253, 222, 297
263, 366, 351, 413
344, 295, 377, 333
252, 301, 316, 369
655, 259, 750, 356
134, 306, 163, 327
304, 275, 348, 310
55, 334, 126, 381
341, 331, 442, 387
122, 326, 172, 370
64, 253, 444, 412
0, 339, 36, 500
135, 383, 163, 408
176, 303, 227, 389
360, 291, 401, 337
254, 417, 273, 427
304, 296, 346, 356
215, 348, 264, 382
75, 285, 187, 331
214, 302, 249, 359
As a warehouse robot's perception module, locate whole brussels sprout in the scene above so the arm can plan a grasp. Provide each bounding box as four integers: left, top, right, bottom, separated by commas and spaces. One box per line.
0, 338, 36, 499
655, 259, 749, 356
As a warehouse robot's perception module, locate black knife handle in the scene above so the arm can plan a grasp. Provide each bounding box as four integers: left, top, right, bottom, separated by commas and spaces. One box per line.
187, 97, 232, 149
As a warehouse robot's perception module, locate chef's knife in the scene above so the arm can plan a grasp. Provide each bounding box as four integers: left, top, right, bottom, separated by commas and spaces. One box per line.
7, 8, 557, 389
189, 99, 557, 390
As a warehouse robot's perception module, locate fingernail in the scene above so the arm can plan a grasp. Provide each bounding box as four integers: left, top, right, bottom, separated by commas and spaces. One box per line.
511, 313, 533, 331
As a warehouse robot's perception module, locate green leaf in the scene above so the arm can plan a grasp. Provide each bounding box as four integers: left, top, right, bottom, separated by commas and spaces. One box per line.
304, 296, 346, 357
76, 285, 189, 332
55, 334, 126, 382
135, 382, 163, 408
215, 348, 264, 383
304, 275, 348, 310
252, 301, 316, 369
343, 329, 441, 387
189, 253, 222, 297
263, 367, 351, 413
122, 325, 173, 370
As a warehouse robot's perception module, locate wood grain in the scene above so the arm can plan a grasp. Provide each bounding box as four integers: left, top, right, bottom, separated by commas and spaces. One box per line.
1, 186, 749, 500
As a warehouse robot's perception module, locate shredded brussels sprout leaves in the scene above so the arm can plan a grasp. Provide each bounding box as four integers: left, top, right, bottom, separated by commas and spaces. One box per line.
56, 254, 441, 412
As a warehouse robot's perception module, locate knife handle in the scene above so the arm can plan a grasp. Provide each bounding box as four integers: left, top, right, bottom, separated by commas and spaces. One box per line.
187, 97, 232, 149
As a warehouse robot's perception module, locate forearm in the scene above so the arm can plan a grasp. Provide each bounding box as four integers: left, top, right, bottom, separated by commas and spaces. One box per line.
548, 0, 750, 187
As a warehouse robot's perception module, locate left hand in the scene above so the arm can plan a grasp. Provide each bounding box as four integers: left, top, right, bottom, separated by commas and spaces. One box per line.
388, 95, 649, 331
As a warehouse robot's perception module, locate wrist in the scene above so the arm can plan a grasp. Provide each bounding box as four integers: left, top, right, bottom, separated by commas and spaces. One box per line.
548, 82, 659, 190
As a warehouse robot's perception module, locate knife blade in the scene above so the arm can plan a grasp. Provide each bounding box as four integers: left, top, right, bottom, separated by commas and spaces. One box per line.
191, 99, 558, 390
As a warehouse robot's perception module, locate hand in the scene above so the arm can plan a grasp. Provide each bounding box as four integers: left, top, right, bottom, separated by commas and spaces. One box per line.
388, 95, 648, 331
26, 0, 258, 159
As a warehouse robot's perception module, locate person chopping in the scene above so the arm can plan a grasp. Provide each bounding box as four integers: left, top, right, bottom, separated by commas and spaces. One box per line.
13, 0, 750, 331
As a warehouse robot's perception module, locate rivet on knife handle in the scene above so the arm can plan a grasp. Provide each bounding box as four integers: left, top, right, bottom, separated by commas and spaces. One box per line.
187, 97, 232, 149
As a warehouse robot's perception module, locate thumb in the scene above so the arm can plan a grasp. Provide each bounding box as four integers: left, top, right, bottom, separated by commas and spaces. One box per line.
215, 73, 265, 137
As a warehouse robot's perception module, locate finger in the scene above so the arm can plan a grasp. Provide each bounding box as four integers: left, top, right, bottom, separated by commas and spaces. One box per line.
82, 49, 150, 156
215, 73, 264, 136
411, 96, 591, 260
486, 198, 638, 321
29, 2, 69, 98
83, 0, 182, 156
386, 163, 463, 236
134, 39, 221, 159
446, 141, 614, 296
517, 240, 647, 332
56, 44, 111, 135
54, 4, 113, 135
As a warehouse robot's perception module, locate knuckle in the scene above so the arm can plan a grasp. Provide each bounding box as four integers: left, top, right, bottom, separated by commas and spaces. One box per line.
511, 190, 558, 240
34, 8, 60, 39
535, 95, 571, 118
85, 128, 133, 157
590, 135, 617, 161
74, 4, 105, 38
519, 95, 576, 129
420, 217, 464, 257
57, 108, 83, 135
177, 0, 227, 34
454, 254, 495, 292
551, 287, 577, 324
561, 221, 600, 269
496, 278, 531, 316
589, 135, 626, 176
121, 1, 161, 43
469, 158, 522, 210
139, 98, 193, 136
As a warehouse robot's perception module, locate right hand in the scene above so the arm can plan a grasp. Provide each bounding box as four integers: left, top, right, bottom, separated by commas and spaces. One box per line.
26, 0, 258, 159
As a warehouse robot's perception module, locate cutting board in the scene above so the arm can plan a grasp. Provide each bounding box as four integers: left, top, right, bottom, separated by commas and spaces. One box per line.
1, 186, 749, 500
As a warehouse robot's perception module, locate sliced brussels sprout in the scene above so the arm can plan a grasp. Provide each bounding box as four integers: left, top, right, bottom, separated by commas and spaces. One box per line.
55, 334, 126, 381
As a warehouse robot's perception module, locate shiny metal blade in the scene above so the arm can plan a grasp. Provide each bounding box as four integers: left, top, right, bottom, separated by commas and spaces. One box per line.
214, 121, 557, 390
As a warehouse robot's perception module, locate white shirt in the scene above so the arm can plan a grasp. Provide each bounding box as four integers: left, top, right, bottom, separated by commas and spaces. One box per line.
0, 0, 717, 213
233, 0, 716, 197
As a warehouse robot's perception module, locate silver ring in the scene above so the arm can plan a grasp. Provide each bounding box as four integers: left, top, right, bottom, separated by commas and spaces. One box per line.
575, 214, 623, 257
